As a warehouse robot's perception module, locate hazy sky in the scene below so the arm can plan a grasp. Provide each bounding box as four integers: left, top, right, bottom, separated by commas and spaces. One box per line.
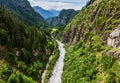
28, 0, 90, 10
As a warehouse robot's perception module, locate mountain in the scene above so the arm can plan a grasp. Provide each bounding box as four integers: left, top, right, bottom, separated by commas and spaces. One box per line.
61, 0, 120, 82
47, 9, 79, 27
62, 0, 120, 44
0, 8, 56, 82
0, 0, 49, 28
33, 6, 60, 19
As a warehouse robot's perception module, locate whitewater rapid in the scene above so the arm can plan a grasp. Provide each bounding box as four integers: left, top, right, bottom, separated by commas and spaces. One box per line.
48, 40, 66, 83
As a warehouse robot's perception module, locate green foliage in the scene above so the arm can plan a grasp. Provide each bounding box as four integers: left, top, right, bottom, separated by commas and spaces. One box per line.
0, 0, 49, 28
101, 54, 115, 70
96, 17, 103, 26
27, 61, 43, 80
105, 71, 116, 83
7, 71, 36, 83
47, 9, 78, 27
61, 0, 120, 83
62, 41, 99, 83
62, 39, 120, 83
106, 25, 112, 30
1, 65, 13, 81
88, 23, 93, 31
0, 29, 8, 45
44, 44, 59, 83
0, 8, 55, 82
63, 0, 120, 44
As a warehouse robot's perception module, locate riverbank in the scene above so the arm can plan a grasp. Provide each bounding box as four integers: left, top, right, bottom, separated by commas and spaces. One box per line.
41, 41, 59, 83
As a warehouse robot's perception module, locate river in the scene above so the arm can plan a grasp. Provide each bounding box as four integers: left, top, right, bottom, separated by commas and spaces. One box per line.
48, 40, 66, 83
41, 40, 66, 83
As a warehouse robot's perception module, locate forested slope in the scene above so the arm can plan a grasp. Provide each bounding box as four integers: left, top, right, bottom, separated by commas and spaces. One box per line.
0, 8, 55, 83
62, 0, 120, 83
0, 0, 49, 28
63, 0, 120, 44
47, 9, 78, 27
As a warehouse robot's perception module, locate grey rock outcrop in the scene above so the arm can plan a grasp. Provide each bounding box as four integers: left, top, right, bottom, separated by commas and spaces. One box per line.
107, 25, 120, 48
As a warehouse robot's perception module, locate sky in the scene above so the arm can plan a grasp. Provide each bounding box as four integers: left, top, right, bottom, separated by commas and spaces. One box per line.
28, 0, 90, 10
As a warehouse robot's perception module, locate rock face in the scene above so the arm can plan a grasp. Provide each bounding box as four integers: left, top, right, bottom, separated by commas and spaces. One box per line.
107, 25, 120, 48
107, 50, 120, 60
62, 0, 120, 45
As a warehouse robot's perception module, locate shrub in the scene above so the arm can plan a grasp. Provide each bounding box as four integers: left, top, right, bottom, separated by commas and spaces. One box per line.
0, 29, 8, 45
7, 72, 36, 83
101, 54, 115, 70
96, 17, 103, 26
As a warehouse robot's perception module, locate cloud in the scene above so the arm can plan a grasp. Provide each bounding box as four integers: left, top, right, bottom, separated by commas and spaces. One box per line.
28, 0, 90, 10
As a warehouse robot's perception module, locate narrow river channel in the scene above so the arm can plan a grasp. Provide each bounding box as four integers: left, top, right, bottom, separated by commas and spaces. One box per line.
41, 40, 66, 83
48, 40, 66, 83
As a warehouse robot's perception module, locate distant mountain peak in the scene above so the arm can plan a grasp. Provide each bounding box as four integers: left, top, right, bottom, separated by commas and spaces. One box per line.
33, 6, 60, 19
0, 0, 49, 28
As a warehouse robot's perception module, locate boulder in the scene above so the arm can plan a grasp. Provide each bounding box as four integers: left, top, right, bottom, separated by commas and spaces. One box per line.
107, 25, 120, 48
106, 50, 116, 56
107, 50, 120, 60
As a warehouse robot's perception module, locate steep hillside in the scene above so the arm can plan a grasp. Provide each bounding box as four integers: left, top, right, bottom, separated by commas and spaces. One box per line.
33, 6, 59, 19
47, 9, 78, 27
0, 0, 49, 28
63, 0, 120, 44
0, 8, 55, 83
62, 0, 120, 83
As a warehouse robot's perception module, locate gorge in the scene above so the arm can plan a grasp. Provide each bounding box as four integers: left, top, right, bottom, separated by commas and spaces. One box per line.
1, 0, 120, 83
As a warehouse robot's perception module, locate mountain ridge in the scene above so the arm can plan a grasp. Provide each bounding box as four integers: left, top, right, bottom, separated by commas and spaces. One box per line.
61, 0, 120, 82
33, 6, 60, 19
0, 0, 49, 28
47, 9, 79, 27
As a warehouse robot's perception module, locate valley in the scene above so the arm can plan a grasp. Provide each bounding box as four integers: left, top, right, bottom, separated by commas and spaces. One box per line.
1, 0, 120, 83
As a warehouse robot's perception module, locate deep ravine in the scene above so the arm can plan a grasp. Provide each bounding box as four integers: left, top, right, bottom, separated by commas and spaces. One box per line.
41, 40, 66, 83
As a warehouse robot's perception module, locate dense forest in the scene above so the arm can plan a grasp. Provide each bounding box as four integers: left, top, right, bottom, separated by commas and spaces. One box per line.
0, 0, 49, 28
0, 8, 57, 83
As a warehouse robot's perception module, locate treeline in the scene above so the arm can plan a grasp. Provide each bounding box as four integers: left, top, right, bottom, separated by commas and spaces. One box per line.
0, 8, 55, 83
